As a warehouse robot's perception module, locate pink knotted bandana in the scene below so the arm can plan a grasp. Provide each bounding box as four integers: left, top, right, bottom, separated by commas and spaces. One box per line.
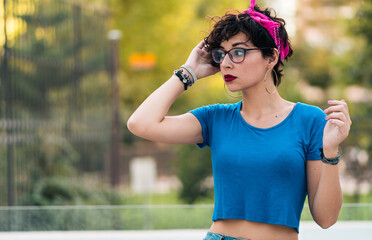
242, 0, 289, 61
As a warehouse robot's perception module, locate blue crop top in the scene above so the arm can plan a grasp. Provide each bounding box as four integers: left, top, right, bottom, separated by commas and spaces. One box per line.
189, 101, 327, 232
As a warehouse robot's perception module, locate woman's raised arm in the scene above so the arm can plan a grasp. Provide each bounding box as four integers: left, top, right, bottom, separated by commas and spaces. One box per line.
127, 40, 219, 144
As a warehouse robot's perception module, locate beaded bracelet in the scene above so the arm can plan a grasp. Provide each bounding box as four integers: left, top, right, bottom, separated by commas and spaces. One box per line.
319, 148, 340, 165
174, 68, 194, 90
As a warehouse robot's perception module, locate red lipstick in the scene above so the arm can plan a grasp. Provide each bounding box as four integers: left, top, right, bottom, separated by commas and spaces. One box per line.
224, 74, 237, 82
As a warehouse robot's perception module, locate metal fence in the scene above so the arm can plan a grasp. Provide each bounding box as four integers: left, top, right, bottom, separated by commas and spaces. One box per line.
0, 0, 114, 209
0, 203, 372, 231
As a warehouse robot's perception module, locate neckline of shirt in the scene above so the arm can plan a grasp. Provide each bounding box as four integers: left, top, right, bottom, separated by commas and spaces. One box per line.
236, 100, 300, 131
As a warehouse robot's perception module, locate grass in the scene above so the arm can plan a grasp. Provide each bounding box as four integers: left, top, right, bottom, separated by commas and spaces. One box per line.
343, 193, 372, 203
2, 192, 371, 231
124, 191, 214, 205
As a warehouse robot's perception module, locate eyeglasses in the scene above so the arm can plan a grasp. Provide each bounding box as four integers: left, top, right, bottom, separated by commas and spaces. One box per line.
211, 47, 269, 64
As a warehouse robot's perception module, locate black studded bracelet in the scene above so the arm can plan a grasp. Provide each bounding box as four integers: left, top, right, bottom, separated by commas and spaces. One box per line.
174, 69, 194, 90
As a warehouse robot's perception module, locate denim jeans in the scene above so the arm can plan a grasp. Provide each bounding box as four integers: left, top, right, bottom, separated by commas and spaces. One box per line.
203, 232, 249, 240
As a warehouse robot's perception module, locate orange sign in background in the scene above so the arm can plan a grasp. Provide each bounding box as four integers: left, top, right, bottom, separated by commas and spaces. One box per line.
129, 53, 157, 71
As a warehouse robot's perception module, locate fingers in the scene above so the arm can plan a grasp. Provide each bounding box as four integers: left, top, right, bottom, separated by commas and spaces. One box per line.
327, 119, 350, 137
324, 106, 351, 124
325, 112, 347, 122
185, 39, 220, 80
324, 99, 352, 125
326, 99, 349, 113
196, 40, 207, 50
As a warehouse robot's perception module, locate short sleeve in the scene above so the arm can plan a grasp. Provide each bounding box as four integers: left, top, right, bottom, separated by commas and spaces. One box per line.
306, 107, 327, 160
188, 105, 216, 148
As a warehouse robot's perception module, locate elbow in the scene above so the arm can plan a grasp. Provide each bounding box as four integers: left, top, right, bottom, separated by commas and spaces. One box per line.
318, 220, 336, 229
127, 115, 153, 140
315, 214, 339, 229
312, 195, 342, 229
127, 116, 143, 137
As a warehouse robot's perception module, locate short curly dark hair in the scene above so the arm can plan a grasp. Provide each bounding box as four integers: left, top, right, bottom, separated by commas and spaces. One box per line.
204, 6, 293, 86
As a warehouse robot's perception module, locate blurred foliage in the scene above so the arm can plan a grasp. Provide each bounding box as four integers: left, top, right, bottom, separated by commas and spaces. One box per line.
290, 43, 333, 88
348, 0, 372, 87
0, 0, 111, 206
110, 0, 253, 114
27, 177, 122, 206
175, 144, 213, 204
340, 0, 372, 199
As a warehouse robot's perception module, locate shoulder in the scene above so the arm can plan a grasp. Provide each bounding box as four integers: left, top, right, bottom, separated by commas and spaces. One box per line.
212, 101, 241, 113
295, 103, 327, 130
189, 101, 241, 115
295, 102, 326, 120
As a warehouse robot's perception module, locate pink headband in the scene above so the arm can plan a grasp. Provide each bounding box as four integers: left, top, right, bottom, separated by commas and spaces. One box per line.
241, 0, 289, 61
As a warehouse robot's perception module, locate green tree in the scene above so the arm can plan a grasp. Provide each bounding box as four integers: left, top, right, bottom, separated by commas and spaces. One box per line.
350, 0, 372, 87
0, 0, 111, 206
341, 0, 372, 200
176, 144, 212, 204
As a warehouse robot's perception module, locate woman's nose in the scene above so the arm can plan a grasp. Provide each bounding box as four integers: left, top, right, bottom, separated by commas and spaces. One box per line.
220, 54, 233, 68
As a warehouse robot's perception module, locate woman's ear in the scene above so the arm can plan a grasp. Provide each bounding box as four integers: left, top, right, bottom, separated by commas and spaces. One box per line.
267, 48, 279, 68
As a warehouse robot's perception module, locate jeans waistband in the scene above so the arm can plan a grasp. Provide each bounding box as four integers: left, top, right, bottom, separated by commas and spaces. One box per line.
204, 232, 248, 240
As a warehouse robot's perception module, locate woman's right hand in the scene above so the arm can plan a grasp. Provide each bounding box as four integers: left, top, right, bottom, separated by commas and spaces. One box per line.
185, 40, 220, 80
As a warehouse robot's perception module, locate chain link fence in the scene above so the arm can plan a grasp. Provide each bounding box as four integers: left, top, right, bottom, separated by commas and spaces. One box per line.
0, 0, 114, 213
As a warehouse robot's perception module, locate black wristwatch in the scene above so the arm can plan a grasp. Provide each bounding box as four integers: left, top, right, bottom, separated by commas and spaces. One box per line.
319, 148, 340, 165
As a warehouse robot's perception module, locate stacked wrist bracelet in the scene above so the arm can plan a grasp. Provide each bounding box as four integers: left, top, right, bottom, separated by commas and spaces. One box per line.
174, 64, 197, 90
319, 148, 340, 165
181, 64, 198, 83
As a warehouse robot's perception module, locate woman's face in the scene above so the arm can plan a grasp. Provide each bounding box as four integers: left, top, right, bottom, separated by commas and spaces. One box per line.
219, 32, 269, 92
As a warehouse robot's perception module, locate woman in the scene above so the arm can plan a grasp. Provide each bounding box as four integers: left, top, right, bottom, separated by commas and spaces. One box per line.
127, 0, 352, 239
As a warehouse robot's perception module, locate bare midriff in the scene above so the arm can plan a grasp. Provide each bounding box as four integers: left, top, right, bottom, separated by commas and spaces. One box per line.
209, 219, 298, 240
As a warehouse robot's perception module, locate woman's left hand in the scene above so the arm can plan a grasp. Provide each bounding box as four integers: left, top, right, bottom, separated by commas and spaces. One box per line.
323, 100, 352, 151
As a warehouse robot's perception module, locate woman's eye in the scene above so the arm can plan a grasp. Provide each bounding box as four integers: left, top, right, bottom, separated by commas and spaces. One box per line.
234, 50, 244, 56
